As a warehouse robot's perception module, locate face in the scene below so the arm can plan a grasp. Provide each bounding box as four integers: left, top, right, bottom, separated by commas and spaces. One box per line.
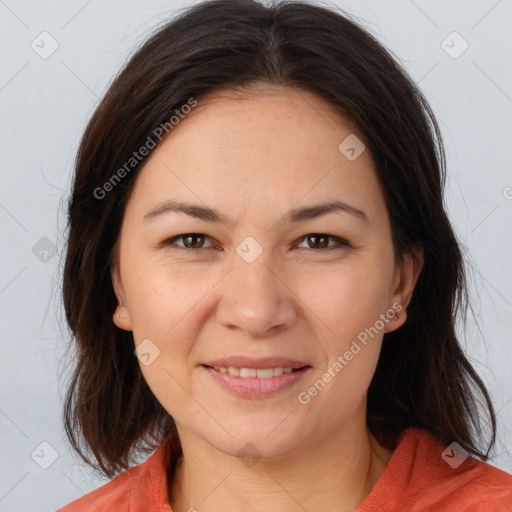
112, 85, 422, 459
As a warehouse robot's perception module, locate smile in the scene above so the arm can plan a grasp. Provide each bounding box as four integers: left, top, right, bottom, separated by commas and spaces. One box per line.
201, 364, 311, 398
206, 365, 297, 378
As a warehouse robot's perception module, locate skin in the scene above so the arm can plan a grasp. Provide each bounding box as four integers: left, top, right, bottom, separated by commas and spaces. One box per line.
112, 84, 423, 512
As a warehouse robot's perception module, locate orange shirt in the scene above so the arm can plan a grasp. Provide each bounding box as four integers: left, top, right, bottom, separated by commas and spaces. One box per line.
57, 427, 512, 511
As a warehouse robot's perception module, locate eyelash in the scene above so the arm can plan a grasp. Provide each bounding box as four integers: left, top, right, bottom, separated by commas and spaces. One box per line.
161, 233, 351, 252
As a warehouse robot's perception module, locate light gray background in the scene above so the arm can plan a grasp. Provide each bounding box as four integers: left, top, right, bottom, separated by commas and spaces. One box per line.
0, 1, 511, 510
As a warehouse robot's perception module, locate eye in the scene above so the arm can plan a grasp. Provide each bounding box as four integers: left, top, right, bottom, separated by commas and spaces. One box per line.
162, 233, 350, 252
163, 233, 217, 250
296, 233, 351, 251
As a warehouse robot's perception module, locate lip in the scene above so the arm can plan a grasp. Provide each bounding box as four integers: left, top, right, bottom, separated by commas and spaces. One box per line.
202, 356, 310, 369
201, 357, 312, 399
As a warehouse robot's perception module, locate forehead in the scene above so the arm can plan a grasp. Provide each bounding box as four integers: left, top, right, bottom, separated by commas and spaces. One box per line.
126, 85, 386, 225
170, 84, 365, 151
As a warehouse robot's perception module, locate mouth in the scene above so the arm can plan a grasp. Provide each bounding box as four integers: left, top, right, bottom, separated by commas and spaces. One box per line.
202, 364, 306, 378
202, 356, 310, 372
200, 357, 312, 398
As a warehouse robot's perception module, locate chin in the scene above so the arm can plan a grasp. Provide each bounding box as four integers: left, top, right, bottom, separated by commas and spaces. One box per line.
204, 417, 303, 462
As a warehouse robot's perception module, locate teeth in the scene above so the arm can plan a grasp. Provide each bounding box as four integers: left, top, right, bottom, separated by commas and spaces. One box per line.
256, 368, 273, 378
240, 368, 257, 378
211, 366, 297, 378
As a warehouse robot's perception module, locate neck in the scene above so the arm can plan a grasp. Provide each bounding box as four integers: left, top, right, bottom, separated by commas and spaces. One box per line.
168, 418, 393, 512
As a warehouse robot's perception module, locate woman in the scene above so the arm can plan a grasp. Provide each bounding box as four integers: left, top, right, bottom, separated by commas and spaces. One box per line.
57, 0, 512, 510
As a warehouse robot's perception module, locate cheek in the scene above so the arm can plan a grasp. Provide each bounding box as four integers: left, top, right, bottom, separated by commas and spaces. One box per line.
128, 268, 201, 417
305, 261, 393, 345
312, 263, 392, 404
124, 256, 203, 336
300, 263, 391, 405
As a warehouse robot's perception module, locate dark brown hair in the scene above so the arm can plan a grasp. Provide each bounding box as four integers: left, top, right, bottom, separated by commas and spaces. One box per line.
62, 0, 496, 478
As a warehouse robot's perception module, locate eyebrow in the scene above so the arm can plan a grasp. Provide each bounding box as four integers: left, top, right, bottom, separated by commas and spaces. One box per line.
143, 199, 368, 226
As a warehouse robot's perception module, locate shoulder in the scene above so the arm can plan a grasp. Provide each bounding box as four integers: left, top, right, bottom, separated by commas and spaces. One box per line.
359, 427, 512, 512
56, 469, 133, 512
422, 434, 512, 510
56, 437, 179, 512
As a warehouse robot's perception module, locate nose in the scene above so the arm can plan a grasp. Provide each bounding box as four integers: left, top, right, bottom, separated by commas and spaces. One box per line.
215, 244, 298, 338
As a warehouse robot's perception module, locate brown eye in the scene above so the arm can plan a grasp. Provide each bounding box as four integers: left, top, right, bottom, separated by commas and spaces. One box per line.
182, 234, 205, 249
162, 233, 350, 252
163, 233, 215, 250
297, 234, 350, 250
306, 234, 329, 249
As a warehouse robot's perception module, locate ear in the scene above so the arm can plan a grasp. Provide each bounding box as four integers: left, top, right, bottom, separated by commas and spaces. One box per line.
111, 262, 133, 331
384, 246, 424, 333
